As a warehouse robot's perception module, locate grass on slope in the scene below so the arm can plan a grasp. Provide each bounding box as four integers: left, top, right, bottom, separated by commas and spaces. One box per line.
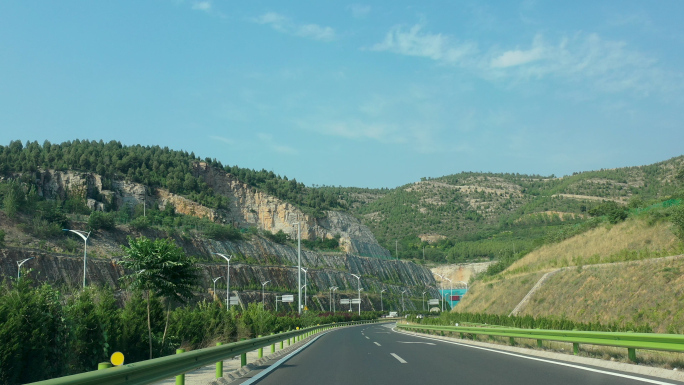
505, 218, 681, 275
522, 256, 684, 333
456, 271, 546, 315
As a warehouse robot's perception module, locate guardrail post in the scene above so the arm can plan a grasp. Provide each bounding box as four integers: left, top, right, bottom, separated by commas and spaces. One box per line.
537, 339, 543, 348
573, 343, 580, 355
460, 332, 464, 339
98, 362, 112, 370
175, 349, 185, 385
240, 338, 247, 367
271, 333, 275, 353
628, 348, 637, 362
509, 337, 515, 346
258, 335, 264, 358
216, 342, 223, 378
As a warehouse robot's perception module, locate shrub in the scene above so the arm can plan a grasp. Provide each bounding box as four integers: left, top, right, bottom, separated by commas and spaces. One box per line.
672, 205, 684, 242
263, 230, 289, 244
88, 211, 116, 231
130, 216, 150, 231
202, 223, 241, 241
0, 229, 5, 248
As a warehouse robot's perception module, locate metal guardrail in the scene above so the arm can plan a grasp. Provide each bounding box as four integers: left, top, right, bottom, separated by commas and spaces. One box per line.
397, 323, 684, 362
29, 320, 377, 385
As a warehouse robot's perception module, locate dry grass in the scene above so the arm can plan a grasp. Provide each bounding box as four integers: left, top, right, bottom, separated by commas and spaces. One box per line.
507, 219, 680, 275
519, 256, 684, 333
456, 271, 546, 315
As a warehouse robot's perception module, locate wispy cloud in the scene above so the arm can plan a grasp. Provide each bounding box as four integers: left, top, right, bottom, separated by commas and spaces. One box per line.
371, 23, 681, 97
191, 1, 211, 12
209, 135, 234, 145
253, 12, 336, 42
491, 35, 545, 68
257, 133, 298, 155
348, 4, 371, 19
370, 24, 476, 64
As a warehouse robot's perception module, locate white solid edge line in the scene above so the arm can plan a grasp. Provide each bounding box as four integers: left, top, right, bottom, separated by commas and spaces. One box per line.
374, 342, 381, 346
392, 327, 677, 385
240, 331, 328, 385
390, 353, 407, 363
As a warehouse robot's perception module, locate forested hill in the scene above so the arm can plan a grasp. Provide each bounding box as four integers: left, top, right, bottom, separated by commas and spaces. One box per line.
0, 140, 343, 217
326, 157, 684, 264
1, 140, 683, 267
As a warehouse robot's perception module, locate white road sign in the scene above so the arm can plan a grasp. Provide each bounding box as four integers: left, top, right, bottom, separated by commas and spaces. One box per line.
282, 295, 294, 303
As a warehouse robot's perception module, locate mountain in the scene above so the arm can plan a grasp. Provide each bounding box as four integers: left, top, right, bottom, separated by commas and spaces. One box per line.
331, 156, 684, 263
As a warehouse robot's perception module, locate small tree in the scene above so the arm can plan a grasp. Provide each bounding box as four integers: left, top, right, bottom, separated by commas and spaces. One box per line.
672, 205, 684, 242
119, 236, 199, 359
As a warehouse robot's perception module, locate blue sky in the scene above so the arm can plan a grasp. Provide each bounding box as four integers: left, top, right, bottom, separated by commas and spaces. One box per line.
1, 1, 683, 188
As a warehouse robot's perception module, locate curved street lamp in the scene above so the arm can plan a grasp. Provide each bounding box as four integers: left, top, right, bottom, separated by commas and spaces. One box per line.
212, 276, 223, 296
262, 280, 271, 305
444, 277, 453, 311
17, 257, 34, 280
422, 291, 427, 311
350, 274, 361, 315
63, 229, 90, 288
434, 272, 445, 312
401, 290, 407, 312
213, 253, 233, 310
332, 286, 339, 313
380, 288, 386, 312
329, 286, 338, 312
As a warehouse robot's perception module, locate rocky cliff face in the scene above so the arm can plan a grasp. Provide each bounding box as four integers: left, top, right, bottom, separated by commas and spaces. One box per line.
29, 166, 390, 258
0, 235, 438, 312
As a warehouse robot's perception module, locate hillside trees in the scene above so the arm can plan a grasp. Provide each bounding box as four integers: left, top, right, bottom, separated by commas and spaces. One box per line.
0, 140, 344, 215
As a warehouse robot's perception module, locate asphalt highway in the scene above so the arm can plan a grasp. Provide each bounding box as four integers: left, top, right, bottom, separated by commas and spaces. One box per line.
238, 323, 684, 385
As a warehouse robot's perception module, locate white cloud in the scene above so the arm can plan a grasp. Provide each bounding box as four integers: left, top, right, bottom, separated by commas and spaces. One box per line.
371, 24, 475, 64
296, 24, 336, 41
253, 12, 336, 42
349, 4, 371, 19
371, 24, 680, 96
491, 36, 545, 68
191, 1, 211, 11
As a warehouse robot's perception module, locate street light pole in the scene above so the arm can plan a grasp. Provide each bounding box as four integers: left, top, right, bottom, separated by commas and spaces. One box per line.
63, 229, 90, 288
214, 253, 233, 310
262, 280, 271, 305
351, 274, 361, 315
434, 272, 445, 312
332, 287, 338, 313
17, 257, 34, 280
401, 290, 407, 312
422, 291, 427, 311
329, 286, 338, 312
444, 277, 453, 311
380, 288, 386, 312
294, 222, 302, 315
212, 276, 223, 296
301, 267, 308, 310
